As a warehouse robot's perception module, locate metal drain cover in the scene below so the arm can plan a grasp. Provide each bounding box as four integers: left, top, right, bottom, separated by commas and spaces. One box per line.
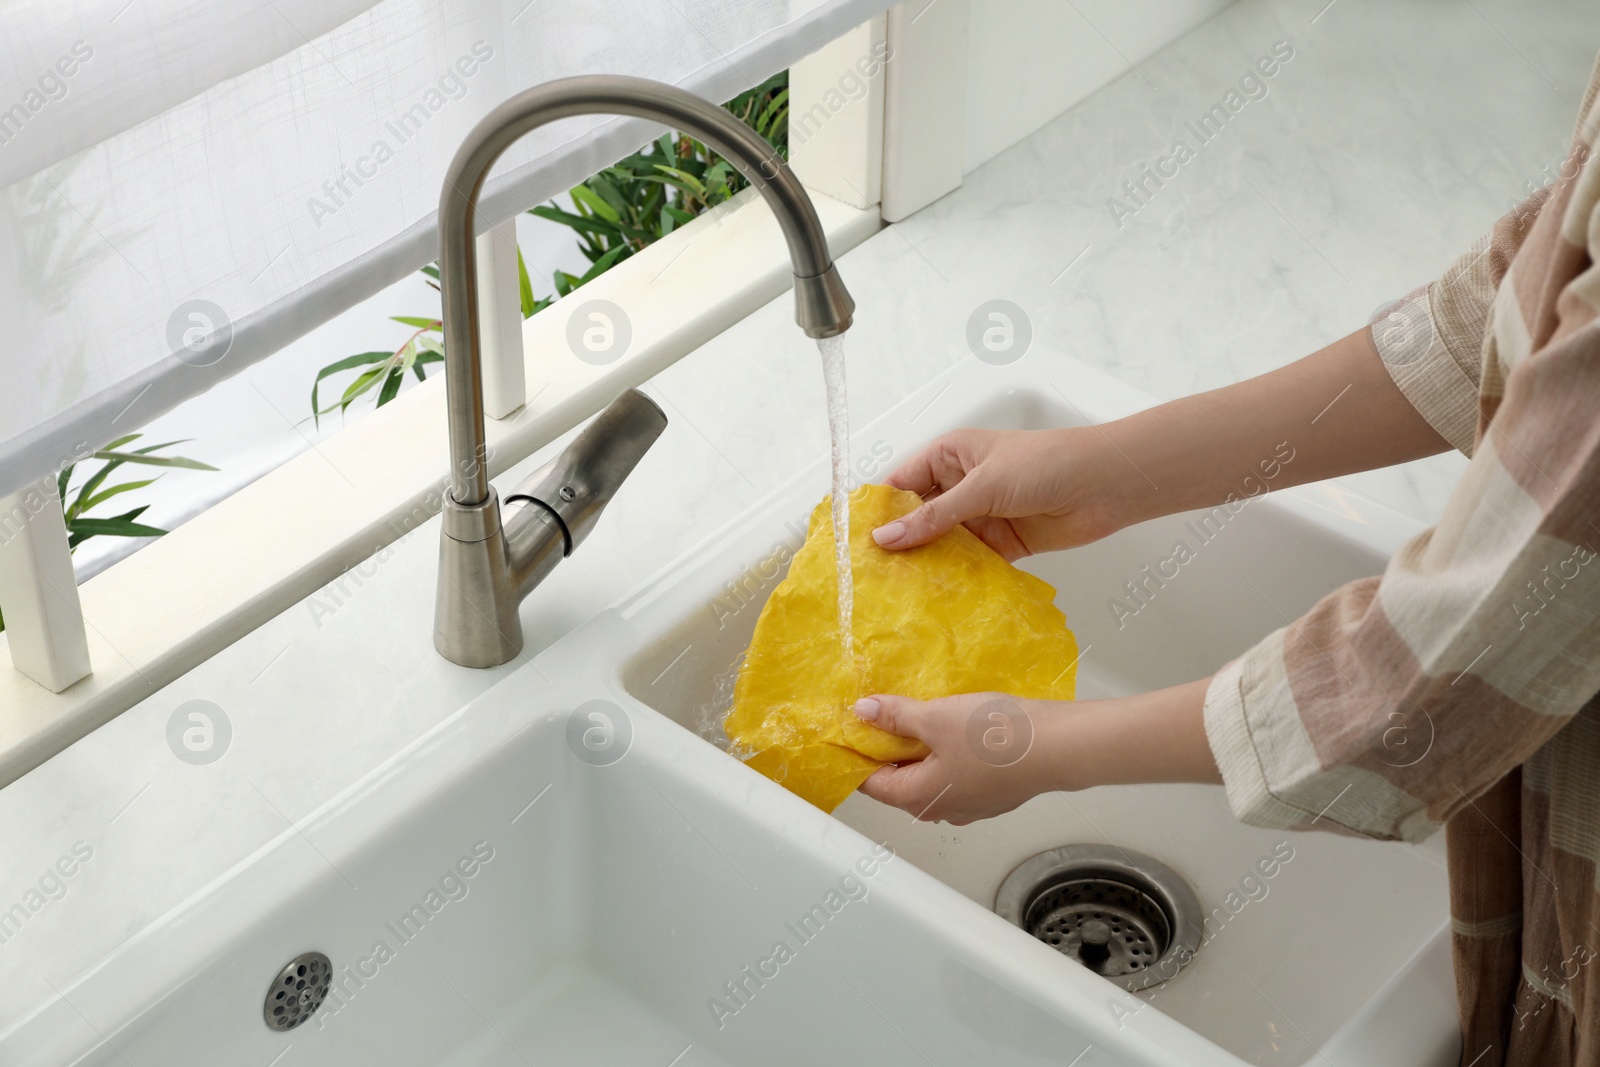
995, 845, 1201, 991
263, 951, 333, 1031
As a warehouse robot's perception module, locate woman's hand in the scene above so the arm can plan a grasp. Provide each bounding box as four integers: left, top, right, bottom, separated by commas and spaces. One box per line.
876, 326, 1459, 561
853, 681, 1221, 823
873, 427, 1136, 560
852, 692, 1065, 824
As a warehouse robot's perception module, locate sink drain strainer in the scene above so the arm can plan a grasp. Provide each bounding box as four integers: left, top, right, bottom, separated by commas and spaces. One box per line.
995, 845, 1202, 991
263, 951, 333, 1031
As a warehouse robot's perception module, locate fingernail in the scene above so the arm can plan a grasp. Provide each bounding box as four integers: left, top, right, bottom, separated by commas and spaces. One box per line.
872, 521, 904, 546
852, 697, 880, 721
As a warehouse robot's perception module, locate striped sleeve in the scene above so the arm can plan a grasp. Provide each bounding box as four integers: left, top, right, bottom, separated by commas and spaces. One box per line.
1204, 106, 1600, 843
1368, 187, 1550, 457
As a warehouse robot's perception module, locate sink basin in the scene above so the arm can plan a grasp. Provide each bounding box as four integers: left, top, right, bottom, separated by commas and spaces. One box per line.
614, 353, 1458, 1067
7, 643, 1136, 1067
8, 353, 1457, 1067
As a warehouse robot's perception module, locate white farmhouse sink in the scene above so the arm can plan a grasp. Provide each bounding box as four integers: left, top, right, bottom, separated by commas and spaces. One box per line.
616, 354, 1457, 1067
8, 354, 1456, 1067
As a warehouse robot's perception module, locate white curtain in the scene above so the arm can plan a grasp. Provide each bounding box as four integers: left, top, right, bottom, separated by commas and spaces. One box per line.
0, 0, 889, 500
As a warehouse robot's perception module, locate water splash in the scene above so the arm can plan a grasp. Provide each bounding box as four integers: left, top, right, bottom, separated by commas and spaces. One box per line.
697, 650, 747, 755
818, 335, 853, 660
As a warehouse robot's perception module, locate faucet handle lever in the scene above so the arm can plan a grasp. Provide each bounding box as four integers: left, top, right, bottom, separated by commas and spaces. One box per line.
504, 388, 668, 554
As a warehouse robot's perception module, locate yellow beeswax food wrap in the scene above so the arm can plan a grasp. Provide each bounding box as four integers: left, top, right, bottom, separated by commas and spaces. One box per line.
725, 483, 1078, 813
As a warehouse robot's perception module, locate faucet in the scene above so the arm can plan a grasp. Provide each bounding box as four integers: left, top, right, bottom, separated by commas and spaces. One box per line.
434, 75, 856, 667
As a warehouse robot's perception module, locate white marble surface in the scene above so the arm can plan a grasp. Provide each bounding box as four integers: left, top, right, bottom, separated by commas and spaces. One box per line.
3, 0, 1597, 1043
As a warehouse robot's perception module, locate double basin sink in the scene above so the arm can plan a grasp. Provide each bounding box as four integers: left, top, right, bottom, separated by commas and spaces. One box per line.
17, 353, 1456, 1067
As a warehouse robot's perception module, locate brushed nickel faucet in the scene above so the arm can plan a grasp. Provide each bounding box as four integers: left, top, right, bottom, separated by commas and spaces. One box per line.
434, 75, 856, 667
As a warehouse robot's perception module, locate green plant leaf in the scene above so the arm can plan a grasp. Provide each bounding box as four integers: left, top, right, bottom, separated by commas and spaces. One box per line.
570, 184, 621, 223
702, 160, 735, 201
517, 247, 536, 319
312, 351, 391, 424
67, 516, 167, 546
586, 173, 630, 217
67, 504, 160, 547
125, 438, 193, 456
755, 88, 789, 140
314, 351, 391, 377
577, 244, 629, 285
69, 456, 124, 520
652, 164, 708, 199
89, 450, 217, 472
390, 316, 441, 330
76, 478, 157, 514
528, 205, 624, 242
58, 434, 213, 544
376, 365, 404, 407
412, 350, 445, 381
397, 337, 419, 375
339, 366, 388, 408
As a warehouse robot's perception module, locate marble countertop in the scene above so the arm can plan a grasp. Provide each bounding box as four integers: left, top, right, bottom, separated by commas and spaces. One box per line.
4, 0, 1596, 1039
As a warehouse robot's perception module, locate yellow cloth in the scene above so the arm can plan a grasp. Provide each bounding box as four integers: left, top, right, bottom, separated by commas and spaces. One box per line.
725, 483, 1079, 812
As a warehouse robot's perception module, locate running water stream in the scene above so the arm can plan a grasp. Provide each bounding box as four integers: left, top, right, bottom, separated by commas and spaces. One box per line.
817, 336, 853, 661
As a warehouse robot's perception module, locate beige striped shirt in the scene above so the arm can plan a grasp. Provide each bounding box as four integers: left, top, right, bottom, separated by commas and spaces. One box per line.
1203, 54, 1600, 1067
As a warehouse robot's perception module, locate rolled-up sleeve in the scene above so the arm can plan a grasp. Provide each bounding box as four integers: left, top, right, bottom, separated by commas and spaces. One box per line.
1368, 188, 1550, 456
1204, 148, 1600, 843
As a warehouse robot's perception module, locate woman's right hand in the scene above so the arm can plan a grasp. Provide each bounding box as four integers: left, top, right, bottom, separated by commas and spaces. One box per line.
874, 325, 1459, 562
873, 426, 1139, 560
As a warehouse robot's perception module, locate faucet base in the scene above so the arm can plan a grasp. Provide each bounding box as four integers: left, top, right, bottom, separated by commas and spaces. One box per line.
434, 487, 524, 668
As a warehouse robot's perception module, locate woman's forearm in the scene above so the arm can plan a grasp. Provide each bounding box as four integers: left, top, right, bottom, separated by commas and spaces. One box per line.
1089, 326, 1451, 529
1035, 678, 1222, 793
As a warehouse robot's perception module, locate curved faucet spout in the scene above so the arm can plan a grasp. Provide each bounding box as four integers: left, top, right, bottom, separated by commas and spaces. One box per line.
438, 74, 855, 508
433, 75, 855, 668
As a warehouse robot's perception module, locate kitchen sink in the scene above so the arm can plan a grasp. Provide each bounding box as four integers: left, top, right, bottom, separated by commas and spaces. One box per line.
10, 353, 1456, 1067
616, 353, 1457, 1067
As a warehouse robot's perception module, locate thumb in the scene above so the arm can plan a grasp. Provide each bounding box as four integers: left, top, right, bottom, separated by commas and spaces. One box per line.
852, 694, 929, 740
872, 479, 986, 550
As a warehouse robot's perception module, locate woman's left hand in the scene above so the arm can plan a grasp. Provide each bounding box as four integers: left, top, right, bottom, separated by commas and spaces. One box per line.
852, 692, 1068, 824
853, 679, 1222, 824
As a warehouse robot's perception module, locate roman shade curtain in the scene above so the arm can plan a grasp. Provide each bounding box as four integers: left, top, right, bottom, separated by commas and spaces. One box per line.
0, 0, 889, 500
